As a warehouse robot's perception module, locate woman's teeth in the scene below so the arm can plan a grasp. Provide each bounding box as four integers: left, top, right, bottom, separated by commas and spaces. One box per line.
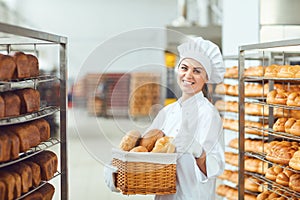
183, 80, 194, 85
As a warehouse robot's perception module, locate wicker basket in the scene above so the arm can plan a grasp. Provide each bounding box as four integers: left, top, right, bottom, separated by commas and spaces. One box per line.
112, 148, 177, 195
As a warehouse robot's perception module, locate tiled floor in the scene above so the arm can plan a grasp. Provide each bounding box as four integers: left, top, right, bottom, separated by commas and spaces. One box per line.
59, 108, 154, 200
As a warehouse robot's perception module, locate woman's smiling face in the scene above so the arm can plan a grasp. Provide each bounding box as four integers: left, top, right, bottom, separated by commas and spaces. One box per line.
177, 58, 208, 98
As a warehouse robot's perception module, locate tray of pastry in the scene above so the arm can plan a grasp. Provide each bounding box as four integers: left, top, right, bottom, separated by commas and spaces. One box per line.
245, 171, 300, 198
0, 137, 60, 168
0, 106, 59, 126
0, 75, 58, 92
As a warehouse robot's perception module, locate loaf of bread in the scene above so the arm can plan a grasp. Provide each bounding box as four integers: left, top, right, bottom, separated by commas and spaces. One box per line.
284, 118, 297, 133
23, 161, 41, 187
7, 162, 33, 193
289, 150, 300, 170
13, 52, 30, 79
0, 96, 4, 118
0, 134, 10, 162
215, 83, 229, 95
224, 66, 238, 78
119, 130, 141, 151
289, 120, 300, 136
22, 191, 43, 200
140, 129, 164, 151
287, 92, 300, 107
265, 165, 282, 181
29, 150, 58, 181
245, 65, 264, 77
264, 64, 282, 77
267, 89, 289, 105
31, 118, 51, 142
289, 173, 300, 192
5, 131, 20, 160
216, 184, 256, 200
129, 146, 148, 152
266, 141, 299, 165
273, 118, 288, 132
276, 167, 294, 186
37, 183, 55, 200
0, 54, 16, 81
277, 65, 300, 78
16, 88, 40, 114
27, 54, 39, 77
2, 92, 21, 117
151, 136, 175, 153
9, 171, 21, 199
0, 171, 16, 200
0, 181, 5, 200
7, 124, 40, 152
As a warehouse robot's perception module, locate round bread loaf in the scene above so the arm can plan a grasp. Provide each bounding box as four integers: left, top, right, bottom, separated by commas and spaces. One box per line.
119, 130, 141, 151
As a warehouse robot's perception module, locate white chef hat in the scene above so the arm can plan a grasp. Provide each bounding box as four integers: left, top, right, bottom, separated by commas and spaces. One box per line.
177, 37, 225, 84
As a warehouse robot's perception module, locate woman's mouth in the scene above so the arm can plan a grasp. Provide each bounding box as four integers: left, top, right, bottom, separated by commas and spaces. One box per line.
182, 80, 195, 85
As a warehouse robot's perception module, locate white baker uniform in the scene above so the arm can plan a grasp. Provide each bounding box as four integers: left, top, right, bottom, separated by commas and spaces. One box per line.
146, 92, 225, 200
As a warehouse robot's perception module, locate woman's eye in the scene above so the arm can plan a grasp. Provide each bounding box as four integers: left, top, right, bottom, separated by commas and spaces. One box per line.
180, 66, 187, 71
193, 69, 201, 74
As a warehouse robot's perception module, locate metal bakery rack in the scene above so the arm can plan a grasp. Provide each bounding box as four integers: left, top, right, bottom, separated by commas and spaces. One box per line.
238, 38, 300, 200
0, 22, 68, 199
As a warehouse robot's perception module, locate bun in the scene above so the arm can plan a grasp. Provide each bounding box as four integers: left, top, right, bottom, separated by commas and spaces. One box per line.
119, 130, 141, 151
289, 150, 300, 170
277, 65, 300, 78
289, 120, 300, 136
245, 176, 260, 192
287, 92, 300, 106
276, 167, 294, 186
285, 118, 297, 133
214, 100, 226, 111
151, 136, 175, 153
227, 85, 238, 96
273, 118, 288, 132
265, 166, 282, 181
140, 129, 164, 151
215, 83, 229, 95
129, 146, 148, 152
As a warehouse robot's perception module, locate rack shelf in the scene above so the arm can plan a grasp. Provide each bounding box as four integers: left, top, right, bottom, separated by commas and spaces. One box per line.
0, 106, 59, 126
0, 22, 68, 199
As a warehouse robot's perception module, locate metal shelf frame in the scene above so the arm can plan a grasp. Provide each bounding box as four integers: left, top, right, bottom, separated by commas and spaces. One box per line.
0, 22, 68, 200
238, 38, 300, 199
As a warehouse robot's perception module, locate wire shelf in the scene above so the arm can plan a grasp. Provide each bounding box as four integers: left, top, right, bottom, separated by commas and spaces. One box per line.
246, 171, 300, 199
246, 100, 300, 111
245, 151, 300, 174
0, 75, 59, 92
245, 126, 300, 142
0, 137, 60, 168
0, 106, 59, 126
244, 76, 300, 83
15, 171, 61, 200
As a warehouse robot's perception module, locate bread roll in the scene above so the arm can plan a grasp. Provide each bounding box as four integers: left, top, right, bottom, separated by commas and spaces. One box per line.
129, 146, 148, 152
215, 83, 229, 95
265, 165, 282, 181
289, 150, 300, 170
267, 89, 289, 105
266, 141, 298, 165
119, 130, 141, 151
224, 66, 238, 78
140, 129, 164, 151
151, 136, 175, 153
277, 65, 300, 78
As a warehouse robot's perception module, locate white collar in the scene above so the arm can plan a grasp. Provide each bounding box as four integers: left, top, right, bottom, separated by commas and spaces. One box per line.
178, 91, 205, 107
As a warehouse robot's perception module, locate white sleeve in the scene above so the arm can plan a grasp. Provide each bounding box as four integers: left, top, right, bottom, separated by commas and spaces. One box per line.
103, 163, 119, 192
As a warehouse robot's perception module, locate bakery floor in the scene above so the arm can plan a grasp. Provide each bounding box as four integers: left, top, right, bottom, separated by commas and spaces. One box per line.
64, 108, 223, 200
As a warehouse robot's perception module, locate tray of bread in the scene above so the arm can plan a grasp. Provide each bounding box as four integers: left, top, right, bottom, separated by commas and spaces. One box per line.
112, 129, 177, 195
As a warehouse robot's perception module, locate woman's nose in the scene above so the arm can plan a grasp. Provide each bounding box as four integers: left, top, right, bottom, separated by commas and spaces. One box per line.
185, 69, 193, 77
